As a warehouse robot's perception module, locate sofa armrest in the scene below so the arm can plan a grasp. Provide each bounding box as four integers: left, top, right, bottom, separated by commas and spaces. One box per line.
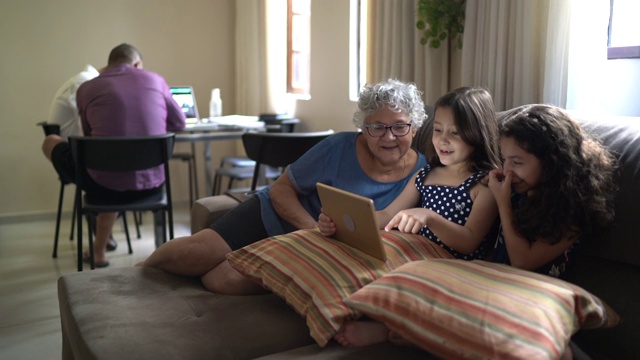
190, 195, 240, 234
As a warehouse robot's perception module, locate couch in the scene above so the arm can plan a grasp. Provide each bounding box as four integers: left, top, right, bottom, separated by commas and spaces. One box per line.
58, 110, 640, 359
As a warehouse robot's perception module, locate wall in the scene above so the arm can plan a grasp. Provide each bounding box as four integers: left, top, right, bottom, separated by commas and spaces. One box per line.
0, 0, 236, 219
294, 0, 358, 133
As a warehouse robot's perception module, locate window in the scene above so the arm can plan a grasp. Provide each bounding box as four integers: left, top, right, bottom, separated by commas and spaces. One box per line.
349, 0, 368, 100
288, 0, 311, 95
608, 0, 640, 59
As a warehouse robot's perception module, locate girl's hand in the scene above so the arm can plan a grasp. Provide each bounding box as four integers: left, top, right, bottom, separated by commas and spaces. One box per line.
488, 169, 512, 206
317, 210, 336, 236
384, 208, 430, 233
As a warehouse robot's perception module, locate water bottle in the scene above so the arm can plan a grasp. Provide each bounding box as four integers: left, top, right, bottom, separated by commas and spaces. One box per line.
209, 88, 223, 118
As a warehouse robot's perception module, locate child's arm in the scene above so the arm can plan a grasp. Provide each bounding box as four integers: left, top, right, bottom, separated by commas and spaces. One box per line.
385, 183, 498, 255
318, 169, 421, 236
375, 170, 422, 227
489, 170, 576, 270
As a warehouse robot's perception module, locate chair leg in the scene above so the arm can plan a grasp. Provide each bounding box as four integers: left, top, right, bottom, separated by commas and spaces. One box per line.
134, 211, 142, 239
186, 159, 194, 206
87, 214, 96, 270
121, 212, 133, 254
212, 173, 220, 196
53, 182, 65, 258
76, 191, 83, 272
69, 195, 76, 241
152, 210, 167, 248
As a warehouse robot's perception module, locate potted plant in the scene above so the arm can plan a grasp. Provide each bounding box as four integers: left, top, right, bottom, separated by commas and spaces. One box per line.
416, 0, 466, 49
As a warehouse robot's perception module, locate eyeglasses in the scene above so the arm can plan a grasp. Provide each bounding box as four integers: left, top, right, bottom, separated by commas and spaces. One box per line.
363, 122, 413, 138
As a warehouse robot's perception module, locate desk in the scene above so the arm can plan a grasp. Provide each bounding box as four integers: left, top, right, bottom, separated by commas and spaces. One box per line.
176, 116, 264, 196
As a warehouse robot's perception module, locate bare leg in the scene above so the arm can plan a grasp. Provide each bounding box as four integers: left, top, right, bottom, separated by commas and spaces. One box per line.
140, 228, 231, 277
201, 259, 269, 295
92, 212, 118, 265
560, 344, 573, 360
42, 135, 64, 160
334, 321, 389, 347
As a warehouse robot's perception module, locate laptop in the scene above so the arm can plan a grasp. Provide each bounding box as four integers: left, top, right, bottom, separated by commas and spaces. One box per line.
316, 183, 387, 261
170, 86, 200, 124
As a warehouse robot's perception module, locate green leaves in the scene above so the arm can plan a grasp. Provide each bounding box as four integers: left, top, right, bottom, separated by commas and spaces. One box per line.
416, 0, 466, 49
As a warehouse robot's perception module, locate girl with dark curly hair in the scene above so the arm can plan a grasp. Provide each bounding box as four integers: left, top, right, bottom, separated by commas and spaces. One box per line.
488, 104, 617, 278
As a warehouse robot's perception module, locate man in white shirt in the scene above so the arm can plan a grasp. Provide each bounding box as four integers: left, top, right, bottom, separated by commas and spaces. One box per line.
48, 64, 100, 139
46, 64, 119, 251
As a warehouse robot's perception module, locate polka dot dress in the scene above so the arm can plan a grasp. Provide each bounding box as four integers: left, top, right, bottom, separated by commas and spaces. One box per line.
415, 164, 488, 260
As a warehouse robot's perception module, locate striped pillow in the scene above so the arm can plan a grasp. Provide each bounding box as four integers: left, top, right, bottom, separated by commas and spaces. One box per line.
345, 259, 620, 359
226, 229, 454, 346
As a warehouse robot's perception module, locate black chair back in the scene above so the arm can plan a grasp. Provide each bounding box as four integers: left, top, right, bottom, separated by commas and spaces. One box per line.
68, 133, 176, 271
70, 135, 175, 172
241, 130, 334, 191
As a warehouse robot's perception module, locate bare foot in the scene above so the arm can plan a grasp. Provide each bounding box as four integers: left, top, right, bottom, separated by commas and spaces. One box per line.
334, 321, 389, 347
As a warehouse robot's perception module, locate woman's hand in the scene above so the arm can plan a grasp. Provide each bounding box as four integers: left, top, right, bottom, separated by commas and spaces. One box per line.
317, 210, 336, 236
488, 169, 512, 207
384, 208, 431, 233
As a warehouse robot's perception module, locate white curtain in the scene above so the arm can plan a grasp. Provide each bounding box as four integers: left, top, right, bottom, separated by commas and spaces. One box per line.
235, 0, 288, 115
461, 0, 572, 111
368, 0, 451, 105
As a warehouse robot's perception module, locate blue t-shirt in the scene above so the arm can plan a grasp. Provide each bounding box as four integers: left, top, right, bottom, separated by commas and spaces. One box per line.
256, 131, 427, 236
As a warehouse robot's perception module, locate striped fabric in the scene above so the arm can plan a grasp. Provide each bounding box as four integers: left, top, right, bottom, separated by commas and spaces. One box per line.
345, 259, 620, 360
226, 229, 453, 346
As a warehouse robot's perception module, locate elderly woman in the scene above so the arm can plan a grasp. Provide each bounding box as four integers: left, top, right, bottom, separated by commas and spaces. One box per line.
141, 79, 428, 294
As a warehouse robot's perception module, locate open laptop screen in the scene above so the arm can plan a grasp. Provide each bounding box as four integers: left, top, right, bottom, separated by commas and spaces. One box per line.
170, 86, 200, 123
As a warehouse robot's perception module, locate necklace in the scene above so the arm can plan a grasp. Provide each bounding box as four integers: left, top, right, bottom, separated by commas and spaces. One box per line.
369, 153, 407, 180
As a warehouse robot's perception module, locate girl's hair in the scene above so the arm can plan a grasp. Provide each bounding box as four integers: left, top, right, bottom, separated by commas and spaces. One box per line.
427, 87, 500, 173
353, 79, 427, 130
499, 104, 617, 244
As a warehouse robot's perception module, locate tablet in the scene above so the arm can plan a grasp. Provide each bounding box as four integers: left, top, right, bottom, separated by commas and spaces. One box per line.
316, 182, 387, 261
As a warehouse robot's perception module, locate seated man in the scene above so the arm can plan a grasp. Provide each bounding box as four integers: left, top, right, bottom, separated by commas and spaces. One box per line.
42, 43, 186, 267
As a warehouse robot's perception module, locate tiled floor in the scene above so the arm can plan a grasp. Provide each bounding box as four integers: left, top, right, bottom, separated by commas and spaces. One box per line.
0, 204, 192, 360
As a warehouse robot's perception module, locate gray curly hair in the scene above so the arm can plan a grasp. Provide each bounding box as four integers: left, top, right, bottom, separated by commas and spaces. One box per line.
352, 79, 427, 130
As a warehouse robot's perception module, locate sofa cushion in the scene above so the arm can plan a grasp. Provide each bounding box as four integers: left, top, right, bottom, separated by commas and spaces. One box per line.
226, 229, 453, 347
345, 259, 620, 360
58, 267, 314, 360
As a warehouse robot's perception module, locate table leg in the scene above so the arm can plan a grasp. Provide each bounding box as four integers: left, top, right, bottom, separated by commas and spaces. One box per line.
191, 142, 199, 199
203, 140, 213, 195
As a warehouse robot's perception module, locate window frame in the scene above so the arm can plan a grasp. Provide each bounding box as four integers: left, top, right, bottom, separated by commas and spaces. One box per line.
287, 0, 311, 95
607, 0, 640, 59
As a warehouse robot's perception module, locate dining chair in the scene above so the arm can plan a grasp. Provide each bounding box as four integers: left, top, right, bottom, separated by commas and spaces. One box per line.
37, 122, 133, 258
69, 133, 176, 271
224, 129, 334, 202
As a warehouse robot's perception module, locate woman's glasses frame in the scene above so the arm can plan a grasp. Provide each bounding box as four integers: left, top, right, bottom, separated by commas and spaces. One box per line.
363, 122, 413, 138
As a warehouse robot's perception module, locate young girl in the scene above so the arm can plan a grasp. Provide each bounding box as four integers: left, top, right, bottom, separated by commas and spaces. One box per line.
320, 86, 502, 347
320, 86, 501, 261
487, 104, 617, 278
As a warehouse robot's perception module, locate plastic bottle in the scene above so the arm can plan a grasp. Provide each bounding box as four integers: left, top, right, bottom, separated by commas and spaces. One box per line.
209, 88, 223, 118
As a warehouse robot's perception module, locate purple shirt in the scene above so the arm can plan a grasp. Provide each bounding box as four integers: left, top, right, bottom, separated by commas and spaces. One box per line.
77, 64, 186, 191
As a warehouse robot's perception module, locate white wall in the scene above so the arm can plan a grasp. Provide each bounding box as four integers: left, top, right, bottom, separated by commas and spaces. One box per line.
294, 0, 358, 133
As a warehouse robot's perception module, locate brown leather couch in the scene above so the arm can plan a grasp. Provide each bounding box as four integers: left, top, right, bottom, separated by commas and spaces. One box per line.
57, 109, 639, 359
